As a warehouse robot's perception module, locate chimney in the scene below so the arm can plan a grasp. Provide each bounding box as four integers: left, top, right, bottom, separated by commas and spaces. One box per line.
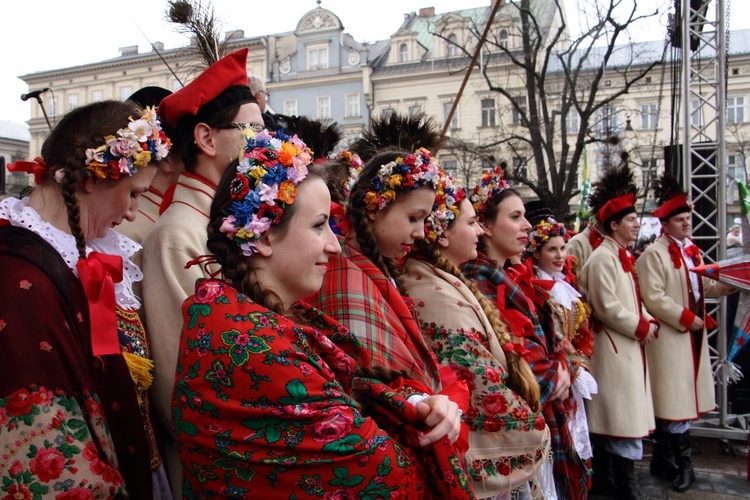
419, 7, 435, 17
152, 41, 164, 52
119, 45, 138, 57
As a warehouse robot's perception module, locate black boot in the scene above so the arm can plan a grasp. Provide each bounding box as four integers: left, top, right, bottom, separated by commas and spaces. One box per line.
671, 431, 696, 492
590, 444, 617, 495
649, 427, 678, 480
611, 454, 641, 500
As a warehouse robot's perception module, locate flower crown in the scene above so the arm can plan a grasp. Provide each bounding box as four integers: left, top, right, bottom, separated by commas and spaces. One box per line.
84, 106, 171, 180
424, 170, 466, 243
470, 166, 512, 221
358, 147, 441, 211
337, 150, 364, 200
527, 217, 568, 252
220, 129, 313, 256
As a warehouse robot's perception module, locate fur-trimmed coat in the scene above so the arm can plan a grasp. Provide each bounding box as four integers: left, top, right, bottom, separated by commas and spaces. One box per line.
579, 237, 656, 438
636, 234, 718, 421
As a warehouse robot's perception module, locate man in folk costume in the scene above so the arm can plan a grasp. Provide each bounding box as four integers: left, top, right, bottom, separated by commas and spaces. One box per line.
579, 165, 658, 500
140, 48, 262, 498
567, 219, 604, 271
636, 174, 735, 492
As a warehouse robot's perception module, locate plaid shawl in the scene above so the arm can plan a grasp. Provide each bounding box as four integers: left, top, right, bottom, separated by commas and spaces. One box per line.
461, 252, 591, 499
307, 243, 441, 392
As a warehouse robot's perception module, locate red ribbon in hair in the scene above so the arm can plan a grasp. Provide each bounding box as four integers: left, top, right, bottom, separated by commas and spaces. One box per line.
329, 201, 351, 236
496, 284, 536, 339
505, 260, 555, 310
76, 252, 123, 357
8, 157, 49, 185
502, 342, 531, 357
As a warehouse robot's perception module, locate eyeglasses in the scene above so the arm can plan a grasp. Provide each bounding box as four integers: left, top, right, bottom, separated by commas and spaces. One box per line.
259, 90, 270, 98
214, 122, 265, 133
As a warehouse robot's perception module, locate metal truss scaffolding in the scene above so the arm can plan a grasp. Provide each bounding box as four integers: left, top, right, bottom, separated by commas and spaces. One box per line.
682, 0, 749, 441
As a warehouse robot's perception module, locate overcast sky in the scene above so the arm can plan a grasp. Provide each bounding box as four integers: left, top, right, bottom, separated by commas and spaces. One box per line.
3, 0, 748, 126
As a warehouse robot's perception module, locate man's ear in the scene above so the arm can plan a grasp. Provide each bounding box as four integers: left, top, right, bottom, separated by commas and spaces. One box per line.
437, 236, 450, 248
254, 234, 273, 257
193, 123, 218, 158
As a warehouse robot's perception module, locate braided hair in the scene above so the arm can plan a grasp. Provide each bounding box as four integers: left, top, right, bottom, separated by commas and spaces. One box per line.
40, 100, 143, 259
413, 239, 541, 412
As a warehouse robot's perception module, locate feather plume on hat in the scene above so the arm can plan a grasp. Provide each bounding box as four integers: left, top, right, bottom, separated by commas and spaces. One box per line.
589, 164, 639, 225
284, 116, 343, 160
651, 172, 690, 220
350, 112, 441, 162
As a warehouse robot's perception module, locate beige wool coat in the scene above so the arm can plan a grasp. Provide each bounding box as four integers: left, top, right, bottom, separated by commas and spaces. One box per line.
636, 235, 718, 421
567, 225, 597, 271
579, 237, 656, 438
116, 189, 162, 301
141, 172, 216, 497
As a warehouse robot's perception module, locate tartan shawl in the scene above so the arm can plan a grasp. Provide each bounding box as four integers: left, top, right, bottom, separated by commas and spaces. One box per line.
461, 253, 591, 498
307, 243, 441, 392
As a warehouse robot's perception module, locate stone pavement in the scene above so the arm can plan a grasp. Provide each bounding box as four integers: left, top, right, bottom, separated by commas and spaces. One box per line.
590, 435, 749, 499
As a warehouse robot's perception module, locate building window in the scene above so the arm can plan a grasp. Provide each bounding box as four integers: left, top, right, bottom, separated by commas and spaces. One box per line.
346, 94, 360, 118
499, 29, 509, 49
512, 96, 527, 125
345, 131, 360, 147
67, 94, 78, 111
284, 99, 298, 116
443, 101, 459, 130
690, 100, 702, 128
48, 98, 57, 117
640, 103, 658, 130
317, 96, 331, 120
91, 90, 103, 102
727, 96, 746, 124
599, 105, 619, 135
728, 154, 746, 183
481, 98, 496, 127
119, 86, 132, 101
307, 44, 329, 70
641, 158, 659, 189
512, 157, 528, 184
447, 34, 458, 57
442, 159, 457, 176
408, 104, 422, 118
565, 110, 579, 134
382, 107, 395, 119
400, 43, 408, 62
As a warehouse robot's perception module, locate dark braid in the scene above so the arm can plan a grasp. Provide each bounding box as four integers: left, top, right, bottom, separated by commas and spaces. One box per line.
413, 240, 541, 412
39, 100, 143, 258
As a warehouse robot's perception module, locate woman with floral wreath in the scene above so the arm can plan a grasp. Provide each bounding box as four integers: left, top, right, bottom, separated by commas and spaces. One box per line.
400, 171, 553, 498
0, 100, 172, 498
524, 215, 598, 477
460, 167, 592, 499
172, 132, 474, 498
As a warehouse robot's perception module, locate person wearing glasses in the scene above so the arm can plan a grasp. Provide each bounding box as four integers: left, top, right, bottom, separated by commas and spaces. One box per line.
140, 48, 262, 499
249, 74, 279, 130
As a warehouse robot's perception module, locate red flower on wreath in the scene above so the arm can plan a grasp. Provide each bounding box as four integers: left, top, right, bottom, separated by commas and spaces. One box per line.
229, 175, 250, 200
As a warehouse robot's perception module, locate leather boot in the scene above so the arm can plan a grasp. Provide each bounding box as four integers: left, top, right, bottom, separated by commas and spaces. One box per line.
649, 427, 678, 480
590, 444, 617, 495
611, 454, 641, 500
671, 431, 696, 492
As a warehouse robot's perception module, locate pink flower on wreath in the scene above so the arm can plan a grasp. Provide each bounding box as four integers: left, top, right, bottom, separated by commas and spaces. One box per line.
195, 280, 225, 304
19, 280, 32, 290
56, 488, 95, 500
29, 447, 66, 482
310, 411, 353, 443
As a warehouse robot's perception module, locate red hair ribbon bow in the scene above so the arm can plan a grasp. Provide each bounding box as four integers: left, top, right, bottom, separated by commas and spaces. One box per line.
502, 342, 531, 358
329, 201, 351, 236
76, 252, 123, 357
496, 284, 536, 339
8, 157, 49, 185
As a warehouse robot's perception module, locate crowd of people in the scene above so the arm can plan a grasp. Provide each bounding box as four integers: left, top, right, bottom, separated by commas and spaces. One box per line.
0, 48, 735, 500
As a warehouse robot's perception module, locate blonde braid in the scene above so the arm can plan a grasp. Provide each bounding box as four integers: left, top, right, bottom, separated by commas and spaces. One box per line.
415, 241, 541, 411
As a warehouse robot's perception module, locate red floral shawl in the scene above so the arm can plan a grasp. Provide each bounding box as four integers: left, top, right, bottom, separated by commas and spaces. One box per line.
174, 279, 474, 499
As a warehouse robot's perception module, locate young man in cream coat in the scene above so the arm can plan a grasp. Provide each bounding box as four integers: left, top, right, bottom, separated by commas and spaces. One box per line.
579, 170, 658, 500
636, 184, 734, 492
